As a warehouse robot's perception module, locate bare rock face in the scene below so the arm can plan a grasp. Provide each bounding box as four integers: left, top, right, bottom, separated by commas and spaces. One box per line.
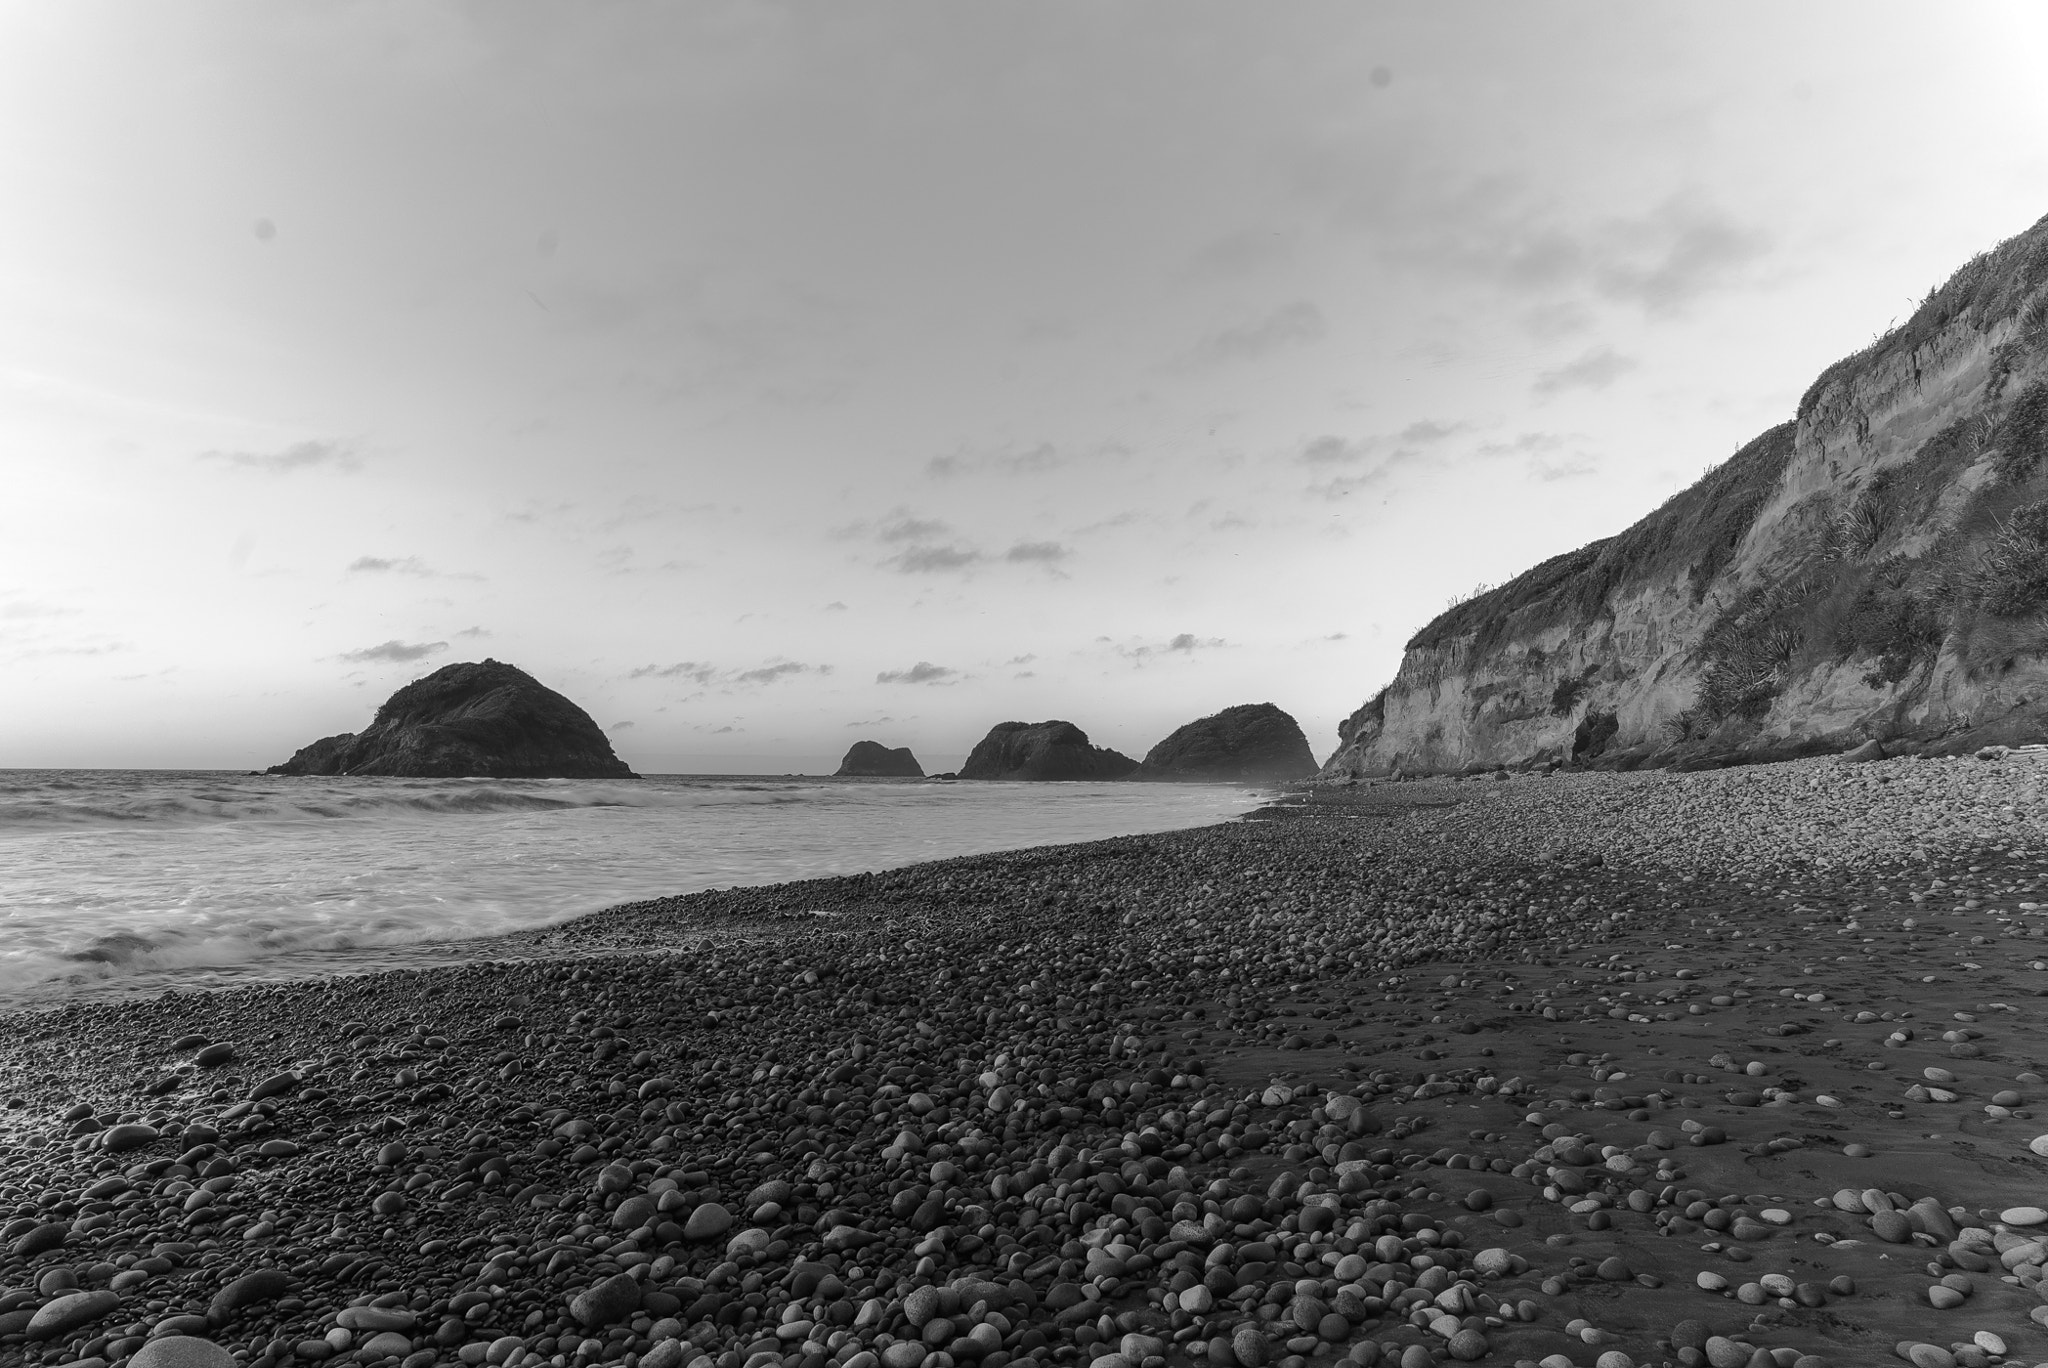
1138, 703, 1317, 783
958, 721, 1138, 781
835, 741, 924, 777
1322, 210, 2048, 777
267, 660, 634, 779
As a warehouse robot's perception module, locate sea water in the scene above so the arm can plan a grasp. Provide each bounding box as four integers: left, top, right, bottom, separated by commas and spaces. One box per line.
0, 770, 1260, 1004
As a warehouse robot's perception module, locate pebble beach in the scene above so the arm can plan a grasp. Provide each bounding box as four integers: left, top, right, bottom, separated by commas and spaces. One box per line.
5, 756, 2048, 1368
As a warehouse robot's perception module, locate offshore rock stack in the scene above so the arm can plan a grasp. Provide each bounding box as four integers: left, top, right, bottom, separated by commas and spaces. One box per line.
5, 754, 2048, 1368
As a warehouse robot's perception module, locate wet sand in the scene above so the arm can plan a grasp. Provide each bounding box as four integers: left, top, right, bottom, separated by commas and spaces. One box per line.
3, 756, 2046, 1368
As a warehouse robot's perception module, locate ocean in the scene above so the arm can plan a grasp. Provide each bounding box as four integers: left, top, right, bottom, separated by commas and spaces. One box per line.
0, 770, 1261, 1006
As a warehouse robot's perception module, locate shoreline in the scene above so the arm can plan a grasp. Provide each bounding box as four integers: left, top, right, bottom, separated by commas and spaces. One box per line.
5, 756, 2048, 1368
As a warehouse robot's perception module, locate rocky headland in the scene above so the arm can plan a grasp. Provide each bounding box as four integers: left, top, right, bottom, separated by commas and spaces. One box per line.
1138, 706, 1317, 785
835, 744, 924, 779
267, 661, 634, 780
1322, 210, 2048, 778
7, 756, 2048, 1368
958, 722, 1139, 782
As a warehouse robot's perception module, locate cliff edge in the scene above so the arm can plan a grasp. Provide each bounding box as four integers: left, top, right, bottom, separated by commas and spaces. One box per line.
1323, 210, 2048, 776
268, 659, 635, 779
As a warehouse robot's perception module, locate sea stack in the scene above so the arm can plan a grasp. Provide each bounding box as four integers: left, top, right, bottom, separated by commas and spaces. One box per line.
834, 741, 924, 777
958, 721, 1138, 781
267, 659, 635, 779
1138, 702, 1318, 783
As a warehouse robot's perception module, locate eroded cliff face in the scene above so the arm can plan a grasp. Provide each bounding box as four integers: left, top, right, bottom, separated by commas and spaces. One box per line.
1323, 213, 2048, 777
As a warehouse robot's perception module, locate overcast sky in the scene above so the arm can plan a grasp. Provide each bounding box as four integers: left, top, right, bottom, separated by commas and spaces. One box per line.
4, 3, 2046, 773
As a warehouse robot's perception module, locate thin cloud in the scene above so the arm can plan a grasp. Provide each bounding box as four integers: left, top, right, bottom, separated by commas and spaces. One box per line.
454, 626, 491, 638
339, 639, 446, 664
610, 720, 635, 730
1183, 227, 1294, 280
887, 545, 982, 574
925, 442, 1069, 479
1111, 633, 1229, 664
876, 661, 956, 685
733, 661, 823, 686
1182, 301, 1326, 367
201, 439, 359, 474
823, 601, 848, 612
628, 659, 825, 690
877, 512, 950, 542
1004, 541, 1069, 564
1364, 183, 1770, 318
1533, 346, 1637, 396
347, 554, 481, 581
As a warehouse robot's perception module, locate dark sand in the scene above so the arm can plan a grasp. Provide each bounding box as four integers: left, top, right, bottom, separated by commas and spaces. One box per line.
4, 757, 2047, 1368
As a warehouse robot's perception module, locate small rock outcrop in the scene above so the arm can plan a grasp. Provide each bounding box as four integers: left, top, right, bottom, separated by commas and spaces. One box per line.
958, 721, 1139, 781
834, 741, 924, 778
1138, 703, 1317, 783
267, 659, 634, 779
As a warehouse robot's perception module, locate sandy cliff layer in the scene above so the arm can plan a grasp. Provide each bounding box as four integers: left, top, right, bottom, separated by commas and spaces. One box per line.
1324, 212, 2048, 776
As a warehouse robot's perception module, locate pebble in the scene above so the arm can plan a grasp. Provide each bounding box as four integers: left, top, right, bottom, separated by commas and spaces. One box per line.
2002, 1205, 2047, 1226
129, 1342, 237, 1368
27, 1289, 120, 1340
568, 1272, 642, 1328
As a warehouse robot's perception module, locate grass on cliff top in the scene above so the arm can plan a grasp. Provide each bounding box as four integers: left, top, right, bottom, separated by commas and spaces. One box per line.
1798, 210, 2048, 422
1406, 422, 1796, 655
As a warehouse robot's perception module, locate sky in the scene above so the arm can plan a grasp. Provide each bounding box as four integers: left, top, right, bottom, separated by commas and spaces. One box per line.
4, 3, 2048, 774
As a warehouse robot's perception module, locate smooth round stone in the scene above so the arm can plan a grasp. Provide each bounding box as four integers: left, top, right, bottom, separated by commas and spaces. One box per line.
1900, 1343, 1955, 1368
1695, 1271, 1728, 1292
1759, 1208, 1791, 1225
2029, 1135, 2048, 1158
1869, 1210, 1912, 1243
1704, 1337, 1753, 1368
724, 1227, 772, 1257
2001, 1206, 2047, 1226
683, 1202, 734, 1240
101, 1123, 159, 1152
131, 1338, 236, 1368
1471, 1247, 1513, 1276
1444, 1329, 1487, 1362
11, 1221, 69, 1257
1926, 1285, 1964, 1309
210, 1269, 288, 1323
28, 1289, 120, 1340
569, 1273, 642, 1328
1594, 1353, 1635, 1368
359, 1331, 414, 1359
1231, 1325, 1272, 1367
1178, 1285, 1214, 1315
1844, 1144, 1872, 1158
336, 1307, 415, 1333
1973, 1332, 2007, 1356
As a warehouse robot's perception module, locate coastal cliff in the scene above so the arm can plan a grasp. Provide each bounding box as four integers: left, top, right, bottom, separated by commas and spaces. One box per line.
1323, 211, 2048, 776
958, 721, 1138, 781
268, 659, 634, 779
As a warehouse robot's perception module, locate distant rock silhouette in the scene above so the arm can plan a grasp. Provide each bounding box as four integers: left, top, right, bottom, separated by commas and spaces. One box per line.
267, 659, 634, 779
959, 721, 1138, 781
1138, 702, 1317, 783
835, 741, 924, 777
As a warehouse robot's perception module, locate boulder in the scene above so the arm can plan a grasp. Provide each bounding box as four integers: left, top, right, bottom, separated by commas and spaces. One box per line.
267, 660, 634, 779
835, 741, 924, 778
958, 721, 1139, 781
1137, 703, 1316, 783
